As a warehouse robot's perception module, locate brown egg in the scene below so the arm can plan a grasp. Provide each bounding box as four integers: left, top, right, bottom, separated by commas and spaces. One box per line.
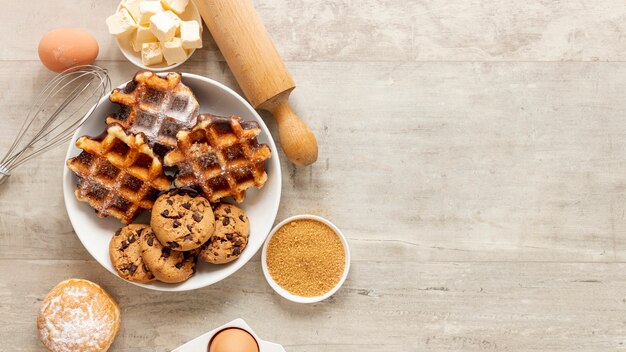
38, 28, 99, 73
209, 328, 259, 352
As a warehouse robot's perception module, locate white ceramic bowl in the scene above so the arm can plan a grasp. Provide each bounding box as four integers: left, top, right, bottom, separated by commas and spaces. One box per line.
261, 215, 351, 303
114, 0, 202, 71
63, 73, 282, 291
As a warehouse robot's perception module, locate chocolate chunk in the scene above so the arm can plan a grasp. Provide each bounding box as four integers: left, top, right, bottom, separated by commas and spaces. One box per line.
182, 202, 191, 210
119, 263, 137, 274
233, 247, 241, 256
161, 210, 183, 219
147, 237, 154, 246
226, 233, 233, 241
239, 215, 245, 222
186, 224, 193, 232
161, 247, 171, 258
225, 207, 231, 214
173, 220, 181, 228
183, 234, 193, 241
222, 217, 230, 226
136, 228, 144, 236
167, 199, 174, 205
127, 263, 137, 274
120, 240, 129, 250
168, 241, 180, 248
128, 234, 136, 243
175, 262, 184, 269
192, 212, 203, 222
114, 229, 122, 237
214, 252, 219, 256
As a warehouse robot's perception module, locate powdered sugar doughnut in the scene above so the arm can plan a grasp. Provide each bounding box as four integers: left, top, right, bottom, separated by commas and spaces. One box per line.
37, 279, 121, 352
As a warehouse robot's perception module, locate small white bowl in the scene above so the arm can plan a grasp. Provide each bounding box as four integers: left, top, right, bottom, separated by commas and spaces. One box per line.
261, 215, 351, 303
114, 0, 202, 71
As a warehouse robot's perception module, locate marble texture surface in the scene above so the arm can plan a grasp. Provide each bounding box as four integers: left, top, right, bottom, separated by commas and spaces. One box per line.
1, 0, 626, 351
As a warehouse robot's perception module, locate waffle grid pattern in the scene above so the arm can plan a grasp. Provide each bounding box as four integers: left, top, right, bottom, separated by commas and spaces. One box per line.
164, 114, 271, 202
106, 71, 199, 157
66, 125, 171, 224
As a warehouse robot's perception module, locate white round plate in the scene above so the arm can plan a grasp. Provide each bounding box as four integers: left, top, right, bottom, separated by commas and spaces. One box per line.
261, 215, 350, 303
115, 0, 203, 71
63, 73, 281, 291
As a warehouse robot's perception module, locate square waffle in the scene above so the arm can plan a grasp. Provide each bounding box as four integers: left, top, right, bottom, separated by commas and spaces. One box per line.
67, 125, 172, 224
106, 71, 199, 157
164, 114, 272, 203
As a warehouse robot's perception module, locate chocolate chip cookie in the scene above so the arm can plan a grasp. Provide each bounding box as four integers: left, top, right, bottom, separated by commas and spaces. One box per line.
109, 224, 156, 283
140, 228, 198, 283
199, 203, 250, 264
151, 190, 215, 251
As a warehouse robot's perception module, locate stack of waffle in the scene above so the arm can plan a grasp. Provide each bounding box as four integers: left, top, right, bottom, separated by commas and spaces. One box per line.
67, 71, 272, 224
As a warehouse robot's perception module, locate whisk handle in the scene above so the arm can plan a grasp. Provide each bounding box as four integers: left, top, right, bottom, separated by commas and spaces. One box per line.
0, 164, 10, 185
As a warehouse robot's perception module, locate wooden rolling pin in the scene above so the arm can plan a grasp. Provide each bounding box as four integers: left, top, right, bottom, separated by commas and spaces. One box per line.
194, 0, 318, 166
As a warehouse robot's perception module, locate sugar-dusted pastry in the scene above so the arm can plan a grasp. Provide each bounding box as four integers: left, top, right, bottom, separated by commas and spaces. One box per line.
37, 279, 121, 352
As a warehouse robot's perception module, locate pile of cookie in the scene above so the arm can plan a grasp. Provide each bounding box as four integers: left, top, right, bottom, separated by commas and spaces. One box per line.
110, 191, 250, 283
66, 70, 272, 285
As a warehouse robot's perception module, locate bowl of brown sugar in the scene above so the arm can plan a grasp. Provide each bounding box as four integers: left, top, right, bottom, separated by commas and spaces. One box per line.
261, 215, 350, 303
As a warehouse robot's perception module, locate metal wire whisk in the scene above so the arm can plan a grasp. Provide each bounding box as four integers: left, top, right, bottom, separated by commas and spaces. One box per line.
0, 65, 111, 185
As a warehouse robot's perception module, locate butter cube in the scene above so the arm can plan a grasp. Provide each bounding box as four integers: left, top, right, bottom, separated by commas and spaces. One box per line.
180, 21, 202, 49
132, 26, 158, 52
121, 0, 142, 22
149, 10, 180, 42
141, 42, 163, 66
162, 37, 188, 65
106, 8, 137, 37
161, 0, 189, 14
138, 1, 163, 25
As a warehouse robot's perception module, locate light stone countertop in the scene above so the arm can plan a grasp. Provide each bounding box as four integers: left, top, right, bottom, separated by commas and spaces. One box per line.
2, 0, 626, 351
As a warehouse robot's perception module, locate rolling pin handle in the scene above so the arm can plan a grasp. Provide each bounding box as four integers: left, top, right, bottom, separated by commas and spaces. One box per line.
269, 101, 318, 167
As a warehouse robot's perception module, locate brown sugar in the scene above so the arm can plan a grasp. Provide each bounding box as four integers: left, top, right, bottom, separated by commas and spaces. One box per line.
266, 219, 346, 297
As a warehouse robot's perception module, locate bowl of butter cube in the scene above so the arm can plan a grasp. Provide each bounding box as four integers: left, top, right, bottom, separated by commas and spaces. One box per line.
106, 0, 203, 70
